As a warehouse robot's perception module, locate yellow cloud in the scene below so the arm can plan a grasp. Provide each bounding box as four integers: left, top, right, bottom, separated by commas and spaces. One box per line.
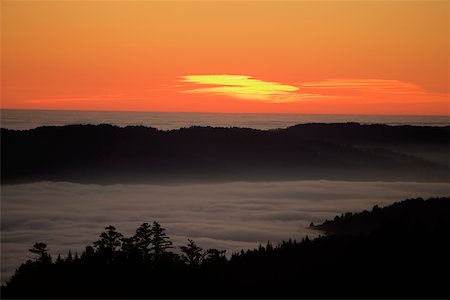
180, 75, 301, 103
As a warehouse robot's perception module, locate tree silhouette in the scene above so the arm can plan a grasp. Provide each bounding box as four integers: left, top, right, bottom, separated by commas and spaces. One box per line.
93, 225, 123, 262
134, 222, 153, 260
29, 242, 51, 264
180, 239, 206, 267
150, 221, 172, 261
66, 250, 72, 262
205, 248, 226, 259
2, 197, 448, 299
81, 245, 95, 261
121, 236, 139, 262
203, 248, 227, 266
56, 254, 62, 264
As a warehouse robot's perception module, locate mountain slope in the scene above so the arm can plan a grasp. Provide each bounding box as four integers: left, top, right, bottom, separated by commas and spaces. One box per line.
2, 123, 449, 183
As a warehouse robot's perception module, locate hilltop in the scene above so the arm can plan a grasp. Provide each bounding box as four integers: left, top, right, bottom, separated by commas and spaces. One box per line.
2, 123, 449, 184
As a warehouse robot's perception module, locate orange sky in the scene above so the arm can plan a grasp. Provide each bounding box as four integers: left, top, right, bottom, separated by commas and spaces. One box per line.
2, 1, 449, 115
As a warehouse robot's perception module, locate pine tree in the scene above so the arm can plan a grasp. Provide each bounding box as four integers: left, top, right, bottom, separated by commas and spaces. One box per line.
66, 250, 73, 262
266, 241, 273, 252
56, 254, 63, 264
204, 248, 227, 264
29, 242, 51, 264
81, 245, 95, 261
134, 222, 153, 259
150, 221, 173, 261
179, 239, 206, 267
93, 225, 123, 262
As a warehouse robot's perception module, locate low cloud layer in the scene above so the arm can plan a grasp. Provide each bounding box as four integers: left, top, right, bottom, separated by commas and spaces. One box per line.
2, 180, 449, 282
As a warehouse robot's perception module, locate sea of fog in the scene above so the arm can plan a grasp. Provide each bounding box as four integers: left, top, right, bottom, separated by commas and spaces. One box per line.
2, 109, 450, 130
2, 180, 449, 282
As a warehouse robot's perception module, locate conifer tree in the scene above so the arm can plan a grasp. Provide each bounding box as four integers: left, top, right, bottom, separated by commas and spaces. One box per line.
134, 222, 153, 259
56, 254, 62, 264
66, 250, 73, 262
81, 245, 95, 261
180, 239, 206, 266
29, 242, 52, 264
93, 225, 123, 262
150, 221, 173, 261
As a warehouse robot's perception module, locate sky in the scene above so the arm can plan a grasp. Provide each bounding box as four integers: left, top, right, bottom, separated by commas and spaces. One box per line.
2, 0, 449, 115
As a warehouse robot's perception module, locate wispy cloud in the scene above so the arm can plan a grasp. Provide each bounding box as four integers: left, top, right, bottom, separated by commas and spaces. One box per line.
298, 78, 449, 102
25, 94, 126, 104
179, 75, 308, 103
25, 94, 151, 104
178, 76, 447, 105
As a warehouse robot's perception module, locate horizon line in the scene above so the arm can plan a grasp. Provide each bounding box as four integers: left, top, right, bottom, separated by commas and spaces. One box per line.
1, 108, 449, 118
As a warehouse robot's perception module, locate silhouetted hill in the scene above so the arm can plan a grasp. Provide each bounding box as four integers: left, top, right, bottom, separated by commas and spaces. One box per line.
2, 123, 449, 184
285, 122, 450, 144
2, 197, 448, 298
312, 196, 449, 236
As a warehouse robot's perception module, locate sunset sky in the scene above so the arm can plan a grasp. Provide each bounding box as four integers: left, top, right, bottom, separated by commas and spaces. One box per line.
2, 0, 449, 115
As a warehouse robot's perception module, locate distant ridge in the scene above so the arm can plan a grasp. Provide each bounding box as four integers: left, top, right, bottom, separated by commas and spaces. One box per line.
2, 123, 449, 184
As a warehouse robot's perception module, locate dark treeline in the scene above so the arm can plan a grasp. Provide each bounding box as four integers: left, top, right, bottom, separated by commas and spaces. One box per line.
2, 197, 448, 299
2, 123, 449, 184
311, 194, 450, 236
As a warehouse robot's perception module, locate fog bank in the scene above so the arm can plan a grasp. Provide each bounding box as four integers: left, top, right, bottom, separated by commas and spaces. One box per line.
2, 180, 449, 282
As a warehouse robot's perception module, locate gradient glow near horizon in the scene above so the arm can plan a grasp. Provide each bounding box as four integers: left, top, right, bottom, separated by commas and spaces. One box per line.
2, 1, 449, 115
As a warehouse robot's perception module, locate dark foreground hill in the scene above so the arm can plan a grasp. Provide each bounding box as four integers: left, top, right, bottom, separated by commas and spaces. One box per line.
2, 197, 448, 298
2, 123, 449, 183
